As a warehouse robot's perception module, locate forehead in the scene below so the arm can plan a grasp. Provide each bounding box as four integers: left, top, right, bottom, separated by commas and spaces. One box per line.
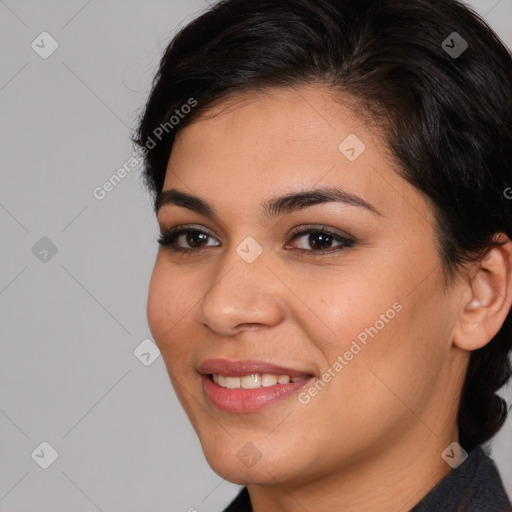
163, 85, 434, 228
171, 86, 369, 172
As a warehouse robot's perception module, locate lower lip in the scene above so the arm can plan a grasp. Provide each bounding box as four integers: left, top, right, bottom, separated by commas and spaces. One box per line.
201, 374, 315, 413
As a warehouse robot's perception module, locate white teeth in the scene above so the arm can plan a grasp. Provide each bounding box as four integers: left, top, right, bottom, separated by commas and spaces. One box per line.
225, 376, 240, 389
240, 374, 261, 389
261, 374, 278, 387
212, 373, 309, 389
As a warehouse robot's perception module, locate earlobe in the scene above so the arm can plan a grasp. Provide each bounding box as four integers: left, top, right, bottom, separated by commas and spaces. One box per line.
453, 234, 512, 352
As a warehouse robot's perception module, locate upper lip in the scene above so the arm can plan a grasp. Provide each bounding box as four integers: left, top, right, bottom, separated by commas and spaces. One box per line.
198, 359, 315, 378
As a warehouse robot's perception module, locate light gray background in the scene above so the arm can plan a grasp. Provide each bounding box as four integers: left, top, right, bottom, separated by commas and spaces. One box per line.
0, 1, 511, 511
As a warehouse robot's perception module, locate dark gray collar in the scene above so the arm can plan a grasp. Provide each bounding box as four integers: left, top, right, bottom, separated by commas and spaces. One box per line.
411, 445, 511, 511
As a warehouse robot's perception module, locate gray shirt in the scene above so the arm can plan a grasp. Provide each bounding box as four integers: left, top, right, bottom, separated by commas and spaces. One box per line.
223, 445, 512, 511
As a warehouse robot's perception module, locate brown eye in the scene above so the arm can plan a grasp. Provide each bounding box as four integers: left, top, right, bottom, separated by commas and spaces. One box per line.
286, 227, 355, 254
158, 228, 219, 251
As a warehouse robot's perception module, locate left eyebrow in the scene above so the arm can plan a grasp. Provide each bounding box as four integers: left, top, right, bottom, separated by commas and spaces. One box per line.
154, 186, 383, 221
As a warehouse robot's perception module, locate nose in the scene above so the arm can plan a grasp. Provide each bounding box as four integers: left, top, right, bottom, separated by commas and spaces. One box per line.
195, 245, 285, 336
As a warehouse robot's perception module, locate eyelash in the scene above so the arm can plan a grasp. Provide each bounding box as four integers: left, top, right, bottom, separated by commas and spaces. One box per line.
157, 225, 355, 256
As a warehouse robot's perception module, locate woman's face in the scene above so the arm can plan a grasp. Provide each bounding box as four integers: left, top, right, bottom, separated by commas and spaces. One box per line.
147, 85, 466, 486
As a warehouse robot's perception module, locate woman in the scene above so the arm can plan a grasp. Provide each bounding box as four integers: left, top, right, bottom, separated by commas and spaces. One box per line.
134, 0, 512, 510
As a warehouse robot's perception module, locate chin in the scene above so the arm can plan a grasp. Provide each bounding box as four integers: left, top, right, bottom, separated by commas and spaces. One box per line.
201, 440, 309, 487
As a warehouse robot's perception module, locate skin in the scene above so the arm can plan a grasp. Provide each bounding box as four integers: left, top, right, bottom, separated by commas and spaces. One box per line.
147, 85, 512, 512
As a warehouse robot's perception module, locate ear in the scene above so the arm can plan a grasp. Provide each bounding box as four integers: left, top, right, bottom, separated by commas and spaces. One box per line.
453, 233, 512, 351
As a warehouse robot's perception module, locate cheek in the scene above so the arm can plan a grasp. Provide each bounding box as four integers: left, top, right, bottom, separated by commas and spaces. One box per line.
307, 258, 446, 403
146, 259, 196, 364
311, 268, 401, 353
146, 259, 214, 435
320, 285, 449, 430
146, 261, 170, 342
